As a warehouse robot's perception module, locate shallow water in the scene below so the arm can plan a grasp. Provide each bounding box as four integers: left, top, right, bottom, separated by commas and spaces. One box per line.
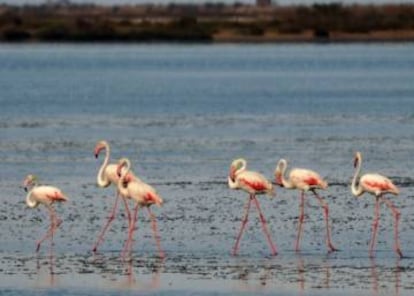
1, 43, 414, 295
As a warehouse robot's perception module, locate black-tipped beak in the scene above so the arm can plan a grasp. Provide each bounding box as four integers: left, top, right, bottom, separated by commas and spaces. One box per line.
24, 187, 28, 192
95, 153, 98, 159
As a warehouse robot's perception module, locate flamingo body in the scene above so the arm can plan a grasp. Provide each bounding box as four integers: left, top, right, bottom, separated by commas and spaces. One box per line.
232, 170, 274, 196
27, 186, 68, 207
357, 174, 399, 197
277, 168, 328, 191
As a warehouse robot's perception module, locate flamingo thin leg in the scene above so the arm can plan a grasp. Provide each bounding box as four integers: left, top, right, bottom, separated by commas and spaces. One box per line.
252, 196, 278, 256
381, 197, 403, 258
122, 203, 139, 260
121, 196, 132, 231
147, 207, 165, 259
92, 192, 120, 253
36, 207, 61, 253
313, 191, 337, 252
232, 196, 252, 256
295, 191, 305, 252
369, 197, 381, 257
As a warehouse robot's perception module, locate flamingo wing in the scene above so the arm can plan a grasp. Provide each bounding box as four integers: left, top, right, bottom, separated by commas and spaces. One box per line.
237, 171, 272, 193
290, 168, 327, 190
33, 186, 68, 204
360, 174, 399, 195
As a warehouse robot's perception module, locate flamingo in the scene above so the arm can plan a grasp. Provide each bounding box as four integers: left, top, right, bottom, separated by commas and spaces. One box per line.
275, 159, 337, 253
92, 140, 140, 253
117, 157, 164, 259
23, 174, 68, 253
228, 158, 277, 256
351, 151, 403, 258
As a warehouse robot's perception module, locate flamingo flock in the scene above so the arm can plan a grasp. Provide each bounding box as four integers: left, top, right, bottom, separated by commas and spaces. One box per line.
23, 141, 404, 259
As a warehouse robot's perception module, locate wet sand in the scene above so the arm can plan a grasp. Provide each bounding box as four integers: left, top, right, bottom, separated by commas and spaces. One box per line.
1, 251, 413, 295
2, 179, 414, 295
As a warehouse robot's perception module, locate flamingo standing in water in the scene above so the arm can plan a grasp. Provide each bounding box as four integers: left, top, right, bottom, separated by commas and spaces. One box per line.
23, 174, 68, 252
228, 158, 277, 256
117, 157, 164, 259
93, 140, 140, 253
274, 159, 337, 253
351, 151, 403, 258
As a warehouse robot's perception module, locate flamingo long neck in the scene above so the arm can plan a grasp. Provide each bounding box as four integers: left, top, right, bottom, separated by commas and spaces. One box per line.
351, 157, 364, 197
117, 159, 131, 197
97, 143, 111, 187
26, 190, 39, 208
278, 160, 294, 189
228, 159, 246, 189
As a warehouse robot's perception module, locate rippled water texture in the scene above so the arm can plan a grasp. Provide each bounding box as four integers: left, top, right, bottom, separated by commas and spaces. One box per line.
1, 44, 414, 295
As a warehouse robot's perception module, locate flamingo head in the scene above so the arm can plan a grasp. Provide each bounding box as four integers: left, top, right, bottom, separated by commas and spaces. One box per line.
23, 174, 38, 192
354, 151, 362, 168
94, 140, 108, 158
229, 158, 245, 182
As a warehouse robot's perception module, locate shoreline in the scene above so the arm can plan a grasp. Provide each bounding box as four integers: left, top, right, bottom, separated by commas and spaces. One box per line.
2, 3, 414, 43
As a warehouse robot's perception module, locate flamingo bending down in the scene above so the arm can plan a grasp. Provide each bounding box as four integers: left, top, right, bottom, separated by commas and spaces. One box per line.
228, 158, 277, 256
351, 151, 403, 258
93, 140, 140, 253
23, 174, 68, 253
275, 159, 337, 253
117, 157, 164, 259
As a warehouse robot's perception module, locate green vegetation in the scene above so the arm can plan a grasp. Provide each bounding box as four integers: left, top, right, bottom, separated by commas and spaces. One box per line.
1, 2, 414, 42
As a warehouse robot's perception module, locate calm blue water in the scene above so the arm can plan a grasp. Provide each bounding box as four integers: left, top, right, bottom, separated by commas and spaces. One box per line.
1, 43, 414, 295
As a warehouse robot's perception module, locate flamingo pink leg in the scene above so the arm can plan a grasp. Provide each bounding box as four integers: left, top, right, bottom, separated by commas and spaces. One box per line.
36, 206, 62, 253
312, 191, 337, 252
147, 207, 165, 259
252, 195, 278, 256
295, 191, 305, 252
232, 196, 252, 256
381, 197, 403, 258
122, 203, 139, 260
369, 197, 381, 257
92, 192, 120, 252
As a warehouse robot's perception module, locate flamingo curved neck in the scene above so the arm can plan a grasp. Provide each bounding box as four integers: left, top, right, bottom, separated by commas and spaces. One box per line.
117, 159, 131, 197
277, 160, 294, 189
97, 143, 111, 187
26, 190, 39, 208
351, 157, 364, 197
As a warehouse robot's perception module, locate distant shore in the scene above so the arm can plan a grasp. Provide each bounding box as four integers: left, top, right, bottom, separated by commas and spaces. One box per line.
1, 2, 414, 43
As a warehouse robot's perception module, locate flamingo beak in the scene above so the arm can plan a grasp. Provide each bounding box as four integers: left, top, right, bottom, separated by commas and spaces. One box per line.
354, 157, 358, 168
24, 187, 28, 192
94, 146, 102, 159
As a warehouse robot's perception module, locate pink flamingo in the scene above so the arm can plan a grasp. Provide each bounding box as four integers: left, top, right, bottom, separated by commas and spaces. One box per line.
228, 158, 277, 256
23, 174, 68, 253
351, 151, 403, 258
117, 157, 164, 259
275, 159, 337, 253
92, 140, 140, 253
